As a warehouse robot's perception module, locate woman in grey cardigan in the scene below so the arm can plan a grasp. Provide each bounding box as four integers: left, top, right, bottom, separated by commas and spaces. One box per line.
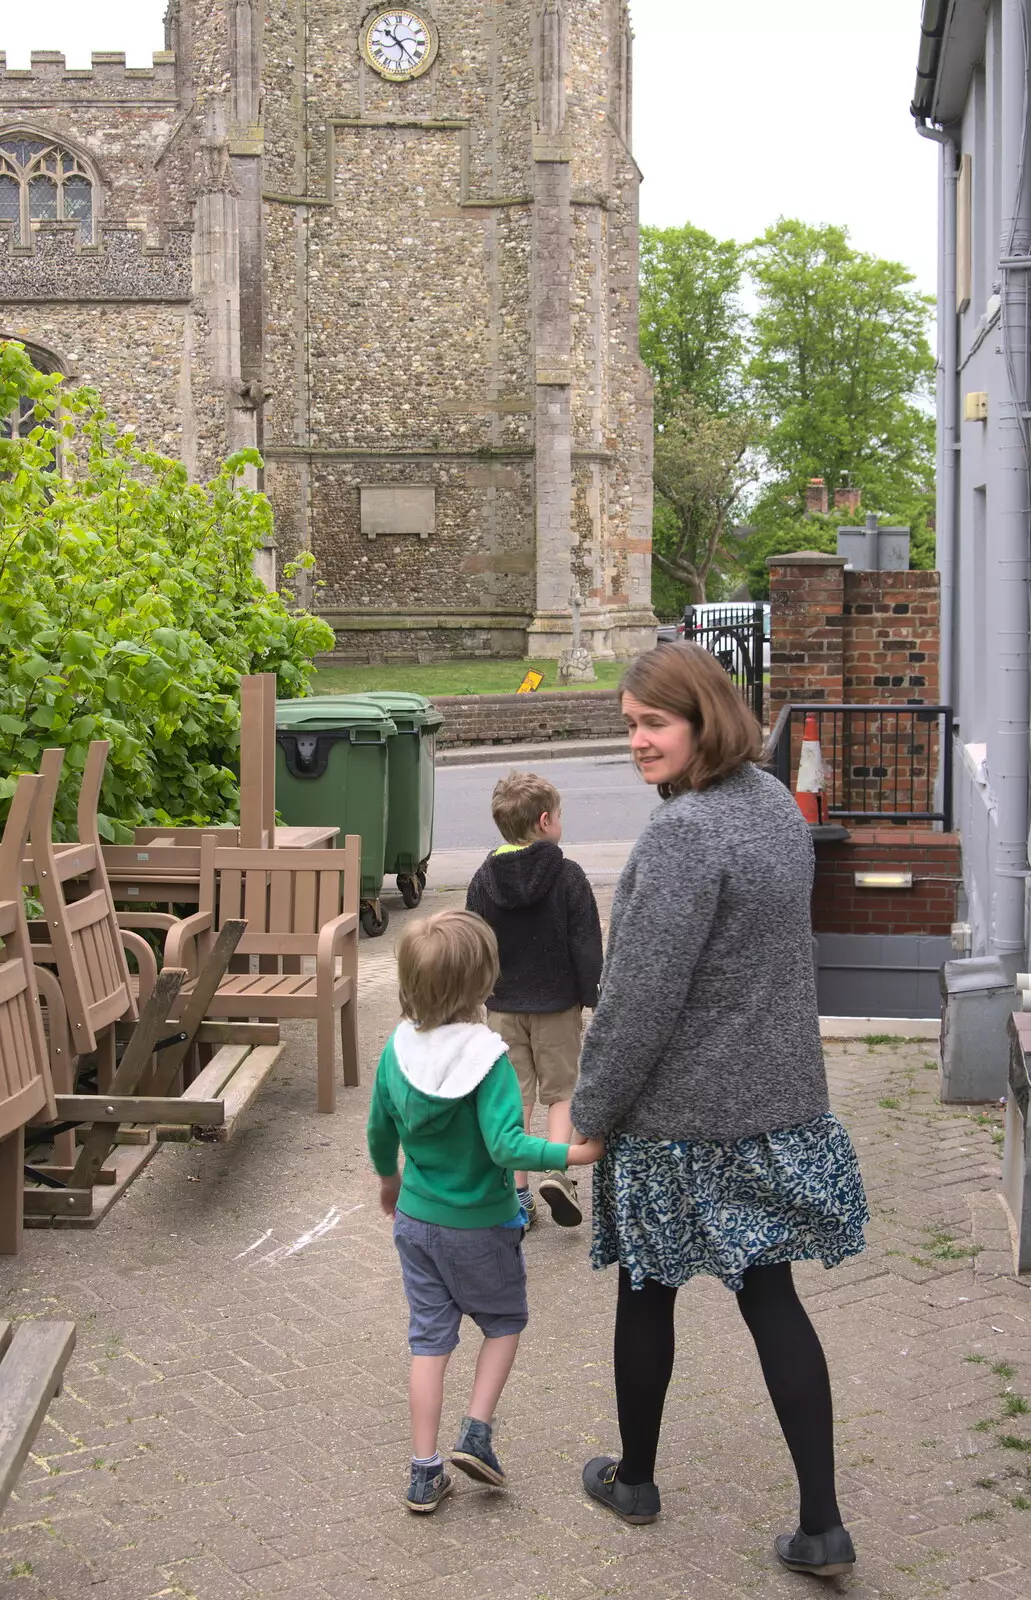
571, 643, 867, 1579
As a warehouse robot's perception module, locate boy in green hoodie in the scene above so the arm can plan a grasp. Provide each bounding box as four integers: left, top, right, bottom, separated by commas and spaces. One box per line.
367, 909, 603, 1514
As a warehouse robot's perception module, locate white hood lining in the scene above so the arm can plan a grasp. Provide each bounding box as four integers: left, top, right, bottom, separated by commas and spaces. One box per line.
393, 1019, 509, 1099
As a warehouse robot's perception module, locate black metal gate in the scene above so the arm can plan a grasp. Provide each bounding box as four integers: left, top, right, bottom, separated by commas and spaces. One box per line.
681, 603, 766, 725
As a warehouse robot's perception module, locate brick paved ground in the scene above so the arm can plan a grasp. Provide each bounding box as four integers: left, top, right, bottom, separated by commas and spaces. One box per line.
1, 887, 1030, 1598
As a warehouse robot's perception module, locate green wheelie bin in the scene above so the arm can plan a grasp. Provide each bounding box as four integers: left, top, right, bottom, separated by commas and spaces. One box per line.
353, 691, 444, 908
275, 696, 396, 937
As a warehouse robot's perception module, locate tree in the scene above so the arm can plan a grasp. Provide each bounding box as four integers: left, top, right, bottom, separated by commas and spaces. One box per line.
652, 397, 765, 602
0, 340, 334, 837
745, 219, 935, 523
640, 223, 747, 421
640, 224, 756, 610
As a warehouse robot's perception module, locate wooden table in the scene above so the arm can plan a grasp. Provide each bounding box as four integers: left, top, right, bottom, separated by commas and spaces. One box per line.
103, 826, 340, 910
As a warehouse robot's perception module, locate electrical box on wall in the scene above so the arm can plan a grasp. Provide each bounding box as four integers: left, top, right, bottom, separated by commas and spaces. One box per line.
964, 391, 988, 421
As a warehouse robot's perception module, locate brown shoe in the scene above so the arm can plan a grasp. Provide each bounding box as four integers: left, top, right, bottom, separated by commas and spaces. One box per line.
538, 1170, 582, 1227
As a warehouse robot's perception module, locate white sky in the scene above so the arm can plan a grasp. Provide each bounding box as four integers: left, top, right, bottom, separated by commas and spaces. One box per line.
1, 0, 938, 295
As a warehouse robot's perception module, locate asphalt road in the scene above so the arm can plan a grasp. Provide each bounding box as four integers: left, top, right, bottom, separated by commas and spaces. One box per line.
433, 752, 659, 850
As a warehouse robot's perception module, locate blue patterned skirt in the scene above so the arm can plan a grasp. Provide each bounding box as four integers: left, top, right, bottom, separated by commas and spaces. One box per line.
591, 1113, 868, 1293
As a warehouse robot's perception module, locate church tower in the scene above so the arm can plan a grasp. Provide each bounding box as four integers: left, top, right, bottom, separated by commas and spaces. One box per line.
0, 2, 655, 659
258, 0, 655, 660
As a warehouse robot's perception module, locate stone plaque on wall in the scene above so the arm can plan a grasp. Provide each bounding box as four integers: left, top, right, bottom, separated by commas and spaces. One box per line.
360, 485, 435, 541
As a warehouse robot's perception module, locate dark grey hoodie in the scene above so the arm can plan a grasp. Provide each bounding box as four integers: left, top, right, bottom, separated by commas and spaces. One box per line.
465, 841, 603, 1014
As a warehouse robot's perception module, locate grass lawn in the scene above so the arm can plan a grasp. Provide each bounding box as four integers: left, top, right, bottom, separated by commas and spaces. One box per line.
311, 658, 626, 697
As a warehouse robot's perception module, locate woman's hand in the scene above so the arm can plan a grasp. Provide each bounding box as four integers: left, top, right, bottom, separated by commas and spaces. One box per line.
379, 1172, 401, 1217
567, 1135, 605, 1166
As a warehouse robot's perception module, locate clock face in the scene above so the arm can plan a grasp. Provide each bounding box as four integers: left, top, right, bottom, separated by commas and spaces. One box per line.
361, 9, 438, 82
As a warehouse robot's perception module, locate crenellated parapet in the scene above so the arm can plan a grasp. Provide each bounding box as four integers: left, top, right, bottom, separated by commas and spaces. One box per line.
0, 52, 178, 105
0, 220, 192, 302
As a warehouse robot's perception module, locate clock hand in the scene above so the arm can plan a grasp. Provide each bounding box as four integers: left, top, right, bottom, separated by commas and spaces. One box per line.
383, 30, 416, 64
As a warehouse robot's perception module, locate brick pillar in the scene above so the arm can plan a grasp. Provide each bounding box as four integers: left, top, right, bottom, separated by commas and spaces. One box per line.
767, 552, 847, 721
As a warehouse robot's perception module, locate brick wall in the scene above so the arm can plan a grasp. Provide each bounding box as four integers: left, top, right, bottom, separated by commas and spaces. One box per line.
842, 571, 940, 702
812, 829, 961, 936
767, 554, 941, 714
768, 553, 942, 826
433, 690, 623, 747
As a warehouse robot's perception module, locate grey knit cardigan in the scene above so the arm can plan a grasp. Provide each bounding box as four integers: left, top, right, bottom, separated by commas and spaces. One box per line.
570, 763, 829, 1144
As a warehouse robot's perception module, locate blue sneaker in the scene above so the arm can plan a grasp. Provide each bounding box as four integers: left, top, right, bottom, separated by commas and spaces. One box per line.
405, 1457, 453, 1514
450, 1416, 507, 1486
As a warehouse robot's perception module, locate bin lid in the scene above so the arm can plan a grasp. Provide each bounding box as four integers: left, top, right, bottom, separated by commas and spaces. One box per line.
941, 955, 1014, 997
352, 691, 444, 732
275, 695, 397, 737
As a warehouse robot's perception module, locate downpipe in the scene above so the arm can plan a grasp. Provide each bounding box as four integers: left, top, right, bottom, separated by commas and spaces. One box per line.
991, 0, 1031, 966
916, 120, 959, 714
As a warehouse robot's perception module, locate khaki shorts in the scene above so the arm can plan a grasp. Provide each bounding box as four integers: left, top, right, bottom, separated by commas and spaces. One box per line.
486, 1007, 583, 1108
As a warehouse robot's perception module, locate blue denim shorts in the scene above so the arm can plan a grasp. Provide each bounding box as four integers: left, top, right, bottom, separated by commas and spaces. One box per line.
393, 1210, 529, 1356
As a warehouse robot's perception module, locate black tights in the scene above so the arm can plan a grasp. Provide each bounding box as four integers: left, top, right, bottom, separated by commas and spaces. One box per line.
613, 1263, 841, 1535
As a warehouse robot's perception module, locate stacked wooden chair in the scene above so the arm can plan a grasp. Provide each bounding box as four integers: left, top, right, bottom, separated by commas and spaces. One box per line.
0, 780, 81, 1512
0, 670, 364, 1235
166, 829, 360, 1114
17, 745, 282, 1225
0, 773, 59, 1254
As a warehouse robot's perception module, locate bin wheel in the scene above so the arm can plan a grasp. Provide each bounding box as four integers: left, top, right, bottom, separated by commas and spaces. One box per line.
398, 874, 423, 909
361, 903, 389, 938
417, 865, 428, 890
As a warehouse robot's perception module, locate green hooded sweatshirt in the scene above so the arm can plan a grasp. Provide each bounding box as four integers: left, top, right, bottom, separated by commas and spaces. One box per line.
367, 1020, 570, 1228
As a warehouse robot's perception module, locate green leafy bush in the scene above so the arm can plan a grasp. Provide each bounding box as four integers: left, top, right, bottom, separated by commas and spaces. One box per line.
0, 341, 334, 838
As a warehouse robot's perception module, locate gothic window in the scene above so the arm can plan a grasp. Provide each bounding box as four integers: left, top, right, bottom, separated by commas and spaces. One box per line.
0, 342, 62, 442
0, 137, 94, 244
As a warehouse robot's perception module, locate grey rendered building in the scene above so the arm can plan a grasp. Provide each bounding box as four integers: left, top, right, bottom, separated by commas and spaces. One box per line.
914, 0, 1031, 970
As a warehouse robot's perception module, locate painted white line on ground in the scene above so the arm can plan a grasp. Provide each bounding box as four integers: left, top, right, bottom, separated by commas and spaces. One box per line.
233, 1228, 273, 1261
254, 1203, 365, 1267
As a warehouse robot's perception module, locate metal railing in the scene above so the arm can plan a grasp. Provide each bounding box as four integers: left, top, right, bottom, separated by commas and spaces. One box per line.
767, 703, 955, 831
681, 603, 766, 725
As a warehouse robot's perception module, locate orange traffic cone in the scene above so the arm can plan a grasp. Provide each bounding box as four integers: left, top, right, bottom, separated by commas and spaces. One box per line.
795, 714, 825, 825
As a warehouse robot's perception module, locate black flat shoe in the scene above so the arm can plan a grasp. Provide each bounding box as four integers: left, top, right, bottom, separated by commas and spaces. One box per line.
582, 1456, 660, 1524
775, 1524, 856, 1577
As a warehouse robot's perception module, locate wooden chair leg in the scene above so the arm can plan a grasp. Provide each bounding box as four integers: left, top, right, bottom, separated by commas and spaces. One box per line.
317, 1000, 336, 1115
96, 1028, 117, 1093
340, 998, 360, 1089
34, 968, 75, 1170
0, 1127, 24, 1256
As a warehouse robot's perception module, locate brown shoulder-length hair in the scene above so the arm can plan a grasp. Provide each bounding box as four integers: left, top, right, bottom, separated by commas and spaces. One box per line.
620, 642, 764, 796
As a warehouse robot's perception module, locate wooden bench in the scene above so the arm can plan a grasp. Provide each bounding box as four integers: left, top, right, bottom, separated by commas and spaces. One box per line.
0, 1319, 76, 1516
166, 832, 360, 1113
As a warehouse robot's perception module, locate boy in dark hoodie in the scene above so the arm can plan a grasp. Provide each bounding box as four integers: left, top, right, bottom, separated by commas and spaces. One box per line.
367, 909, 602, 1514
465, 772, 603, 1230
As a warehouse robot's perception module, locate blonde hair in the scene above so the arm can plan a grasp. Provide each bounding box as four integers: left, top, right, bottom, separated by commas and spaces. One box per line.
397, 910, 500, 1030
491, 771, 561, 844
621, 642, 764, 796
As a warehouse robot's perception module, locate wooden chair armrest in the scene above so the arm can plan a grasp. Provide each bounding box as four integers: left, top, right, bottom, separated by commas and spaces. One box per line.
316, 911, 359, 979
164, 909, 214, 975
119, 929, 158, 1006
116, 912, 180, 932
